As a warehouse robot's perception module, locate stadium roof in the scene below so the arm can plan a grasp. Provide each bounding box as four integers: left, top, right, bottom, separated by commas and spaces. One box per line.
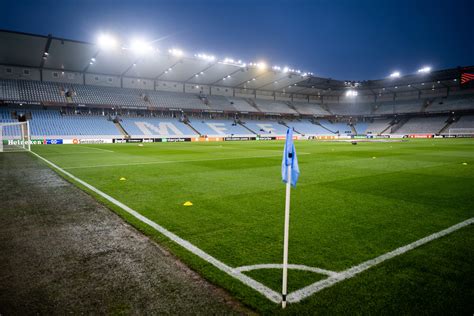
0, 29, 468, 97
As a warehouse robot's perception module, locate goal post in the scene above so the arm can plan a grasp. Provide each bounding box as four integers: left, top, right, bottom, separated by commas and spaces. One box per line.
0, 121, 31, 152
447, 128, 474, 138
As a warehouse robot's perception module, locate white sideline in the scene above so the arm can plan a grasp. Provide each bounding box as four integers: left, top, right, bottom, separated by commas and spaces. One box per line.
29, 151, 474, 306
30, 151, 282, 304
61, 153, 309, 170
79, 145, 114, 153
235, 264, 338, 277
287, 217, 474, 303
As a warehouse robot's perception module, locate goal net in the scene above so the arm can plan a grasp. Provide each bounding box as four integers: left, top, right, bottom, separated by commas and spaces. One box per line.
447, 128, 474, 138
0, 121, 31, 152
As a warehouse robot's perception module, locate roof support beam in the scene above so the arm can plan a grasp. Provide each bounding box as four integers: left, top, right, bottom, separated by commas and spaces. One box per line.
83, 49, 101, 73
183, 62, 217, 83
39, 34, 53, 69
154, 60, 182, 80
232, 72, 268, 89
209, 67, 245, 86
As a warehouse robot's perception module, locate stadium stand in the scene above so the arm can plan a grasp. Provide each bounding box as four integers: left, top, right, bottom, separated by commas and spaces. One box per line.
188, 119, 254, 137
241, 120, 288, 135
427, 95, 474, 112
206, 95, 238, 112
253, 99, 297, 114
119, 117, 198, 138
329, 103, 373, 116
364, 119, 392, 134
447, 115, 474, 129
291, 102, 331, 116
395, 116, 448, 134
285, 120, 335, 135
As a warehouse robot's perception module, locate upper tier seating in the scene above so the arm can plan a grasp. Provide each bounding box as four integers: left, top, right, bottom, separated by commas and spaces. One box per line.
395, 116, 448, 134
188, 119, 254, 136
228, 98, 259, 112
427, 95, 474, 112
253, 100, 297, 114
291, 102, 331, 115
206, 95, 238, 111
120, 117, 197, 138
374, 100, 424, 114
329, 103, 373, 116
319, 120, 352, 134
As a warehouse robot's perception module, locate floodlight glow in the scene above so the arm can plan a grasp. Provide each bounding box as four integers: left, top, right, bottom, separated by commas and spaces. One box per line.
196, 53, 215, 61
97, 34, 118, 50
345, 90, 358, 97
389, 71, 401, 78
257, 62, 267, 70
168, 48, 183, 57
417, 66, 431, 74
130, 38, 153, 54
283, 67, 289, 73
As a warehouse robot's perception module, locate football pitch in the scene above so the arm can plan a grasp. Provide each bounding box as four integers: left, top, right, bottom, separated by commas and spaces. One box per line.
31, 139, 473, 314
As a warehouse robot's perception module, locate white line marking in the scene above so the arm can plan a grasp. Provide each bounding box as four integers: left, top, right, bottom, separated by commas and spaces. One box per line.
28, 151, 474, 306
77, 145, 114, 153
29, 151, 282, 303
235, 264, 338, 277
287, 217, 474, 303
61, 153, 309, 170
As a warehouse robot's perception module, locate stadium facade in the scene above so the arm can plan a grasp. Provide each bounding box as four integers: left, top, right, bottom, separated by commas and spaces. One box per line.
1, 29, 473, 144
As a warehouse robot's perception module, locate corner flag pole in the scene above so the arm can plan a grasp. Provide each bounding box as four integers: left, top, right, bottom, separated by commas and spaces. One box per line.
281, 155, 292, 308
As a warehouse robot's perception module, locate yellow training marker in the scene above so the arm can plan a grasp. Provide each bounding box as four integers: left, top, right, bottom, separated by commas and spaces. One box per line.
372, 156, 376, 159
120, 177, 126, 181
462, 162, 468, 165
183, 201, 193, 206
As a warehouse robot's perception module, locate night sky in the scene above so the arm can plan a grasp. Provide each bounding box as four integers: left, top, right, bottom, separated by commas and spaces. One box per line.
0, 0, 473, 80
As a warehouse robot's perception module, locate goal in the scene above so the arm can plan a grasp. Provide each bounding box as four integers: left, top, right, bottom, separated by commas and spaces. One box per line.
447, 128, 474, 138
0, 121, 31, 152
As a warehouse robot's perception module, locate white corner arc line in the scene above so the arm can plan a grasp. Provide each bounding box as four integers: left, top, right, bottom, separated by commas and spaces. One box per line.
287, 217, 474, 303
235, 264, 338, 277
30, 151, 282, 304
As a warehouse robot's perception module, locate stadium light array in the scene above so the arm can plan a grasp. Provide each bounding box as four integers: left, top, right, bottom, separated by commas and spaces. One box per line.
168, 48, 184, 57
97, 34, 118, 50
345, 90, 358, 97
389, 71, 401, 78
195, 53, 215, 61
130, 38, 153, 55
417, 66, 431, 74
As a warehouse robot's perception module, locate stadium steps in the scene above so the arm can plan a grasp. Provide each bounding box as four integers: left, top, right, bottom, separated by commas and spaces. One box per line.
285, 102, 302, 115
389, 118, 409, 133
311, 119, 336, 134
349, 123, 357, 135
237, 121, 258, 135
379, 119, 396, 134
438, 115, 460, 134
184, 121, 202, 136
422, 98, 436, 112
279, 121, 302, 134
114, 121, 130, 138
244, 99, 262, 112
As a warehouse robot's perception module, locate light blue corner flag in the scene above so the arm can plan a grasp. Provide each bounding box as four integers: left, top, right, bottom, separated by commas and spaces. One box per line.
282, 128, 300, 187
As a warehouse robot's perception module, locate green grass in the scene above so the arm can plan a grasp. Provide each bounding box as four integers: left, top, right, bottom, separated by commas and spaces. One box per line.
31, 139, 474, 314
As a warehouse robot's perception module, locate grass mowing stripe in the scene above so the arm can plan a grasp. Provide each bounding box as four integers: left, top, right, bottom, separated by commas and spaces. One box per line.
61, 153, 309, 170
287, 217, 474, 303
29, 150, 282, 304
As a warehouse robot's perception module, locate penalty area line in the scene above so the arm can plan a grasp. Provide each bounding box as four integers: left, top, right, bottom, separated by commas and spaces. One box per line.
287, 216, 474, 303
29, 151, 282, 304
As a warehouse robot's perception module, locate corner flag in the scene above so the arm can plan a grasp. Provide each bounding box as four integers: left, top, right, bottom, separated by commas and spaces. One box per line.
281, 127, 299, 308
282, 128, 300, 187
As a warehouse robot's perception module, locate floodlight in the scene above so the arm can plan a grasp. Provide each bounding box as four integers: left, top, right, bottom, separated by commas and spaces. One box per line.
345, 90, 358, 97
169, 48, 183, 57
389, 71, 401, 78
283, 67, 289, 73
256, 62, 267, 70
97, 34, 118, 50
417, 66, 431, 74
130, 38, 153, 54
